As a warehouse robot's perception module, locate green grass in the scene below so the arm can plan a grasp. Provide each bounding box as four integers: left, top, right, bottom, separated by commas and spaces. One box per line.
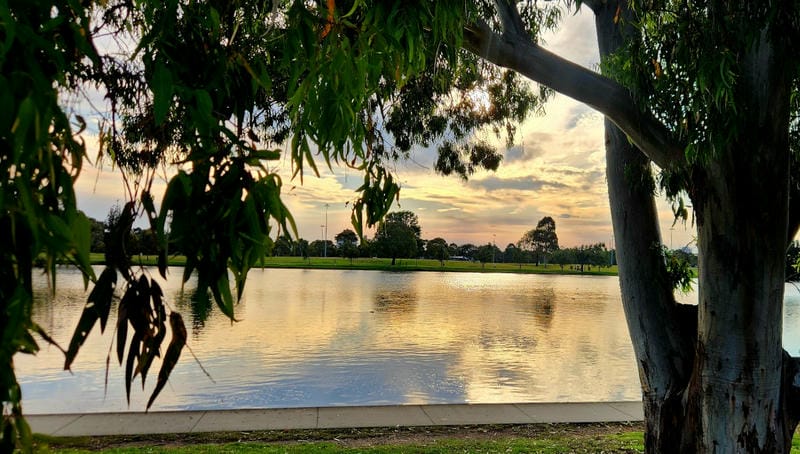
34, 429, 800, 453
92, 253, 620, 276
34, 429, 646, 453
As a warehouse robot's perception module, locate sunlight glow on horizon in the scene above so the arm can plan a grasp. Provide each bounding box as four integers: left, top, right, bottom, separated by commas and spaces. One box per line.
72, 8, 698, 252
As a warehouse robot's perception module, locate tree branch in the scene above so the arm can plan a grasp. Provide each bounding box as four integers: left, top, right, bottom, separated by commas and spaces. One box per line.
580, 0, 605, 13
461, 20, 686, 171
493, 0, 527, 37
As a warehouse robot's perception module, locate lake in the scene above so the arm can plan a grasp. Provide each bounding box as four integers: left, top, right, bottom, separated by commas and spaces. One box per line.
15, 267, 800, 414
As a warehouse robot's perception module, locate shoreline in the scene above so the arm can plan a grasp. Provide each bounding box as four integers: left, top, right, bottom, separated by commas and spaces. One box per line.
27, 402, 643, 437
88, 254, 620, 277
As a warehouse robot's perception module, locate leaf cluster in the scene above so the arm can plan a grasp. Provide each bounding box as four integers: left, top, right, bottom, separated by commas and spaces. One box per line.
2, 2, 572, 449
1, 0, 101, 449
611, 1, 800, 162
602, 2, 800, 224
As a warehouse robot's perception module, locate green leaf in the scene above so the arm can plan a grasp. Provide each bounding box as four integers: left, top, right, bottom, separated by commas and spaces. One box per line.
195, 89, 213, 119
64, 267, 117, 370
251, 149, 281, 161
17, 330, 39, 355
11, 96, 35, 160
44, 214, 72, 245
71, 211, 93, 279
147, 313, 187, 410
210, 273, 236, 320
64, 303, 100, 370
152, 62, 173, 125
91, 267, 117, 333
116, 294, 128, 365
125, 333, 141, 404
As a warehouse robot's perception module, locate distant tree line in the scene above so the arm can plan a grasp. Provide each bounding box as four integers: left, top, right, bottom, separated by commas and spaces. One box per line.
85, 210, 620, 272
88, 207, 159, 256
268, 212, 620, 271
100, 208, 800, 280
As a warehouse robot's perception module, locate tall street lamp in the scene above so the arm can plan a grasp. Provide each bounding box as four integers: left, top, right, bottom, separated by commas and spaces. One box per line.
492, 233, 496, 266
324, 203, 329, 258
320, 224, 325, 256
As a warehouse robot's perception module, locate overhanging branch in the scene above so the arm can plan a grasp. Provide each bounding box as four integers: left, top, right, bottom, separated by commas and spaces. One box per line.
461, 19, 686, 171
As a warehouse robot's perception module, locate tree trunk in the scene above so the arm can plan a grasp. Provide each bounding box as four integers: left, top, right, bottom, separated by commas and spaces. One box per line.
464, 1, 800, 449
685, 29, 794, 451
604, 116, 696, 451
593, 2, 799, 451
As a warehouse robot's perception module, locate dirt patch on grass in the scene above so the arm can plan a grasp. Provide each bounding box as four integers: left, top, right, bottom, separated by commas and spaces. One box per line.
40, 422, 644, 451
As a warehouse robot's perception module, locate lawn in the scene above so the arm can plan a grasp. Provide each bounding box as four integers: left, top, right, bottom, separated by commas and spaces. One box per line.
93, 253, 619, 276
33, 424, 645, 453
32, 424, 800, 453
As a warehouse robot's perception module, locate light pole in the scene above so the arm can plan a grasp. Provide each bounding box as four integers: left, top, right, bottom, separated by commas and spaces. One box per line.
670, 226, 674, 250
324, 203, 329, 258
320, 224, 325, 257
492, 233, 496, 266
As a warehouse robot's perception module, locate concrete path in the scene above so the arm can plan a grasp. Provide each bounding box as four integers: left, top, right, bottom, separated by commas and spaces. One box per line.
27, 402, 643, 437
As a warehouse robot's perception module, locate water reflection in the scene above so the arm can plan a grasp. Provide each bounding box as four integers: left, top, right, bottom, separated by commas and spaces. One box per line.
18, 268, 800, 415
510, 288, 556, 328
373, 290, 418, 314
187, 289, 213, 332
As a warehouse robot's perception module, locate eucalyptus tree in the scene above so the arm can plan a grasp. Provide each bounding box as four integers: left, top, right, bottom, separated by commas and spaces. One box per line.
426, 237, 450, 266
5, 1, 800, 453
373, 211, 422, 265
474, 243, 496, 268
518, 216, 559, 266
335, 229, 359, 263
503, 243, 526, 269
334, 229, 358, 248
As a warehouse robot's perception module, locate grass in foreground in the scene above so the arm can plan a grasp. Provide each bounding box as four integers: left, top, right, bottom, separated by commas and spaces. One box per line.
34, 426, 800, 453
33, 424, 645, 453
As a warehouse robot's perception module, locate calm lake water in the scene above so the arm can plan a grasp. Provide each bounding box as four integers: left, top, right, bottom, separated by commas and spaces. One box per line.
15, 267, 800, 414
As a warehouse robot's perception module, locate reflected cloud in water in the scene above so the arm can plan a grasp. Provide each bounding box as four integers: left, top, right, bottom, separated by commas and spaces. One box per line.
18, 268, 800, 415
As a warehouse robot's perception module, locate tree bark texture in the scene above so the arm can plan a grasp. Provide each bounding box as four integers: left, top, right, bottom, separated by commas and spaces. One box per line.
687, 28, 794, 451
592, 2, 696, 451
464, 1, 800, 452
595, 2, 798, 452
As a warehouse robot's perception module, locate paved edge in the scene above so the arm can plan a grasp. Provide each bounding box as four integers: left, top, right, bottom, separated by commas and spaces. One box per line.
26, 402, 644, 437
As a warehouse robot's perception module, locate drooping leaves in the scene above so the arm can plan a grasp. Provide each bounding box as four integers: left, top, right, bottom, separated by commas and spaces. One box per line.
147, 313, 187, 411
1, 0, 102, 446
3, 4, 567, 447
114, 275, 176, 404
64, 267, 117, 370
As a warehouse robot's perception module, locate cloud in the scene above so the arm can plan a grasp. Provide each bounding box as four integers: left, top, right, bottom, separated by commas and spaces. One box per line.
68, 5, 700, 252
503, 143, 546, 163
470, 175, 568, 192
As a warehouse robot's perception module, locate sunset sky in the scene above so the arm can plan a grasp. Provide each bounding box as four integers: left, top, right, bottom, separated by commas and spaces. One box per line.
73, 7, 698, 251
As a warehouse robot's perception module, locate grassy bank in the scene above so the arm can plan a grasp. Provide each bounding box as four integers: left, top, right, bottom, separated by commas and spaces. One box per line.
30, 423, 800, 453
34, 424, 646, 453
96, 254, 619, 276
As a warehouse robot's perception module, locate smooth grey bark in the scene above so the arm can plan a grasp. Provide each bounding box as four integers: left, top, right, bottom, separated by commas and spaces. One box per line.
687, 29, 793, 451
590, 2, 695, 451
461, 1, 800, 452
462, 9, 683, 170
